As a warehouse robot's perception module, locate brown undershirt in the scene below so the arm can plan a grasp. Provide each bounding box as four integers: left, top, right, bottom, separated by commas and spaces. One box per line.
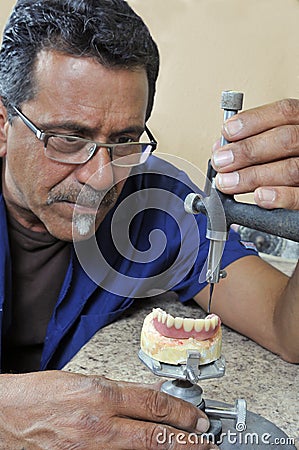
2, 214, 70, 373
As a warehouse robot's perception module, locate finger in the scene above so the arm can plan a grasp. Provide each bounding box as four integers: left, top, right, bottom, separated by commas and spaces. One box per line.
214, 158, 299, 194
221, 98, 299, 141
212, 139, 221, 152
109, 418, 218, 450
255, 186, 299, 210
116, 381, 210, 434
212, 125, 299, 173
90, 377, 210, 434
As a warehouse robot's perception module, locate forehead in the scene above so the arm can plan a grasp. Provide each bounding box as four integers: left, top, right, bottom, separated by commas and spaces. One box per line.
26, 50, 149, 129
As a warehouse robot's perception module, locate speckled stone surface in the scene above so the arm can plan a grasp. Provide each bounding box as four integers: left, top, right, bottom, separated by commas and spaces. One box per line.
64, 258, 299, 447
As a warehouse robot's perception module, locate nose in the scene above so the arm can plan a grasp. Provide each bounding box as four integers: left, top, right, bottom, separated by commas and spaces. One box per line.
74, 147, 114, 191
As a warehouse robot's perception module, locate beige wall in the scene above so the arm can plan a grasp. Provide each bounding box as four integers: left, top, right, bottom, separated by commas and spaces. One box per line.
1, 0, 299, 186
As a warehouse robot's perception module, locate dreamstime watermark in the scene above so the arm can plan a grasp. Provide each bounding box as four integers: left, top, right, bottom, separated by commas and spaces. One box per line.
156, 428, 296, 447
72, 153, 227, 296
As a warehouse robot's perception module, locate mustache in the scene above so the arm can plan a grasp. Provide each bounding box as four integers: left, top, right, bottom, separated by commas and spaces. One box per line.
47, 184, 118, 209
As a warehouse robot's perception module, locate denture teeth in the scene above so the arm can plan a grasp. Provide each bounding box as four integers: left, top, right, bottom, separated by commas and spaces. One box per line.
153, 308, 165, 321
174, 317, 184, 329
211, 316, 218, 329
153, 308, 219, 334
161, 312, 167, 324
166, 315, 175, 328
194, 319, 205, 332
152, 309, 159, 319
204, 319, 211, 332
183, 318, 194, 332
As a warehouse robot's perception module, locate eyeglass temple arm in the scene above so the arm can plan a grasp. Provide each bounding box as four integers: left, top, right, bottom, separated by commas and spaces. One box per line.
145, 125, 157, 149
13, 106, 45, 140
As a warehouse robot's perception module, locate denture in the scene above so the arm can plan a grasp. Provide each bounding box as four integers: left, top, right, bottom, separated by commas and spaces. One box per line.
152, 308, 220, 340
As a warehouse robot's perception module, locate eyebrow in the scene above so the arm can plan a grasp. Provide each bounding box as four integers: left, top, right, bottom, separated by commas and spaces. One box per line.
38, 120, 145, 139
38, 121, 99, 136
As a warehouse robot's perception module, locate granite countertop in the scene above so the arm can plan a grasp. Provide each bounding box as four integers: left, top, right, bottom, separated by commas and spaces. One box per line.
64, 257, 299, 447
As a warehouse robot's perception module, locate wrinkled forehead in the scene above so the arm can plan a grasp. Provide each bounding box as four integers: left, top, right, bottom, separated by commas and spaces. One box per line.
23, 50, 149, 134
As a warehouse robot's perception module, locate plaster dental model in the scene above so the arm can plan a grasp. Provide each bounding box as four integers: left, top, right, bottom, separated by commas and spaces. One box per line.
140, 308, 222, 365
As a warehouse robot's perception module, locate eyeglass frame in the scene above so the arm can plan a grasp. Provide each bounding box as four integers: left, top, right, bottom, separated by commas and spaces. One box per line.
11, 106, 157, 167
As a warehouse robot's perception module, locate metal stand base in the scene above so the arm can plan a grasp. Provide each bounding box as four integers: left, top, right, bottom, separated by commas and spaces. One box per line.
207, 418, 222, 439
205, 400, 296, 449
139, 350, 296, 448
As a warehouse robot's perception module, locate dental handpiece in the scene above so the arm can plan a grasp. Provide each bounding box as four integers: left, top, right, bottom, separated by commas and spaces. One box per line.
184, 91, 244, 313
185, 90, 299, 310
206, 91, 244, 313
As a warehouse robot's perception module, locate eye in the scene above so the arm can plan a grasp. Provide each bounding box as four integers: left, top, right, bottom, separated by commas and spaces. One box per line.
116, 135, 136, 144
63, 136, 79, 142
47, 135, 85, 153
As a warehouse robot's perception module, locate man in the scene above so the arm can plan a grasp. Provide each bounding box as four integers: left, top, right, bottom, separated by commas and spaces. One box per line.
0, 0, 298, 448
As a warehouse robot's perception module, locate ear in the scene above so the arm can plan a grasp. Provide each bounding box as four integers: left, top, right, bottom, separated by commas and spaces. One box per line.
0, 98, 9, 158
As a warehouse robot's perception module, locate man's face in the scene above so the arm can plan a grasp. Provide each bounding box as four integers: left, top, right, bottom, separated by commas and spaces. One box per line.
0, 50, 149, 241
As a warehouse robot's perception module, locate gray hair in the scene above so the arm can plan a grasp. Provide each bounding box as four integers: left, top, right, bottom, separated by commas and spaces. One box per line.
0, 0, 160, 121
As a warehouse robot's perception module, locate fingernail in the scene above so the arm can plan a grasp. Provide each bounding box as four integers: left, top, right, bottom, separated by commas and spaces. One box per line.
196, 417, 210, 433
217, 172, 240, 189
223, 118, 243, 137
213, 150, 234, 168
256, 188, 276, 204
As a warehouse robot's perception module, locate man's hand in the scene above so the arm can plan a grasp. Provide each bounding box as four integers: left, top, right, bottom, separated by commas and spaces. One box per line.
0, 370, 218, 450
211, 98, 299, 209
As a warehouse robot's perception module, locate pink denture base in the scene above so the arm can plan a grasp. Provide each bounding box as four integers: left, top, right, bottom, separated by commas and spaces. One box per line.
153, 315, 220, 340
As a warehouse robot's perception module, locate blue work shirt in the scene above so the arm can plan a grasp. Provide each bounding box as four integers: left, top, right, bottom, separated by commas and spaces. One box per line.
0, 156, 257, 371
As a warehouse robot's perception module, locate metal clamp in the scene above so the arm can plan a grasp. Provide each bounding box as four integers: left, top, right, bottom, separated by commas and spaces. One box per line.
138, 349, 225, 383
206, 398, 247, 431
184, 351, 201, 383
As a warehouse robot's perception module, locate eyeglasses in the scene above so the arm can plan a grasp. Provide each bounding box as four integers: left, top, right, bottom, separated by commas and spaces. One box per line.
12, 106, 157, 167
